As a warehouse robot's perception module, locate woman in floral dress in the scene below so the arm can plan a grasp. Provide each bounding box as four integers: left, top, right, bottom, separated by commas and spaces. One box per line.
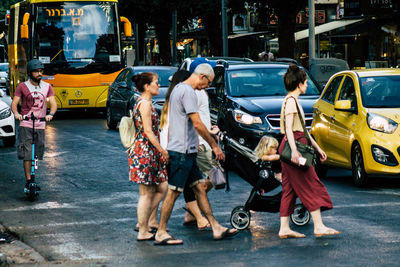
128, 72, 168, 241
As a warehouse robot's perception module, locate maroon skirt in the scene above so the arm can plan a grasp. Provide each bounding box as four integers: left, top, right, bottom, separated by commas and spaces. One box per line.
278, 131, 333, 216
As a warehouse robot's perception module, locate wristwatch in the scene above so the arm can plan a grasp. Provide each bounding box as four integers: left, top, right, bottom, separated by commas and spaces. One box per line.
49, 112, 55, 116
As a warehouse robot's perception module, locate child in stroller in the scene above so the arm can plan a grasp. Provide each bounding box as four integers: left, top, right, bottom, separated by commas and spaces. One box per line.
254, 135, 282, 185
221, 134, 310, 230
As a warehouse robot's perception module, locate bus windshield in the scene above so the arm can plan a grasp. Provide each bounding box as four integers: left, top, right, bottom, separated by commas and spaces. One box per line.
34, 1, 121, 75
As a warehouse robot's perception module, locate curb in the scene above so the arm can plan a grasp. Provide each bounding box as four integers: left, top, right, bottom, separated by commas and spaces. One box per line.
0, 225, 46, 265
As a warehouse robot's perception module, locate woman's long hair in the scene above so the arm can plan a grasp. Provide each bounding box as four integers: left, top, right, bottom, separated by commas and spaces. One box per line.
160, 70, 191, 128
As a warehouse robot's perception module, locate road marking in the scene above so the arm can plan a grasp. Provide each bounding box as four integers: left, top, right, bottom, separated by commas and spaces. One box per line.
4, 201, 77, 211
355, 190, 400, 197
35, 233, 109, 261
45, 151, 69, 158
335, 202, 400, 208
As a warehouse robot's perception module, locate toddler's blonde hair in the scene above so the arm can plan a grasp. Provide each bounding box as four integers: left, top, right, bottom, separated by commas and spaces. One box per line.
254, 135, 279, 159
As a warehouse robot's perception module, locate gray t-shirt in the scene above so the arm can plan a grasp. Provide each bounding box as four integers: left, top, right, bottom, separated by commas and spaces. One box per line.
167, 82, 199, 154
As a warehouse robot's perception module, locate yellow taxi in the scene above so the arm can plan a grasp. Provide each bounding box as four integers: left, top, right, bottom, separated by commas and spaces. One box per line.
311, 69, 400, 186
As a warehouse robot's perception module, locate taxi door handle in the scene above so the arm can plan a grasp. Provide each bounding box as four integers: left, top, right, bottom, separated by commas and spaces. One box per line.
330, 116, 336, 121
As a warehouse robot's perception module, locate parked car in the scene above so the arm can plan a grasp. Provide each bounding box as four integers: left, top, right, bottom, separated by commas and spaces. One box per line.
179, 57, 253, 72
0, 90, 16, 147
106, 66, 177, 129
311, 69, 400, 186
209, 61, 321, 150
0, 63, 9, 93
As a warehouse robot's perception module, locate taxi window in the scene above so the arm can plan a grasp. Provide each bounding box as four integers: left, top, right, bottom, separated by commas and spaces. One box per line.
337, 76, 356, 108
321, 75, 343, 104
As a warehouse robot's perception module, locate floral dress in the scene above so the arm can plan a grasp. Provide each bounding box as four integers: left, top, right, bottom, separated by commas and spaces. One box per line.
128, 99, 167, 184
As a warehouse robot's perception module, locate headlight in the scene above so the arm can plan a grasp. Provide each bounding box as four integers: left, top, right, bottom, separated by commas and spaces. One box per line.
367, 113, 398, 134
0, 107, 12, 120
233, 110, 262, 125
0, 77, 6, 82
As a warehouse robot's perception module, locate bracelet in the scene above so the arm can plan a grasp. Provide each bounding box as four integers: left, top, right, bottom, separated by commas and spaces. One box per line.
49, 112, 55, 116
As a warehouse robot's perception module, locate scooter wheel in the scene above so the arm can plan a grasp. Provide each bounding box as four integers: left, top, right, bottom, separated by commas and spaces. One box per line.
290, 204, 310, 226
28, 183, 39, 201
230, 206, 250, 230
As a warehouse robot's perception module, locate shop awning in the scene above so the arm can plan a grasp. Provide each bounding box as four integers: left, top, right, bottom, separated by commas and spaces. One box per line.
270, 19, 364, 42
228, 31, 271, 39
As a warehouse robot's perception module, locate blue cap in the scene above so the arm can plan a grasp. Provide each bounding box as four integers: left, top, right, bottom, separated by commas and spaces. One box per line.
189, 57, 217, 73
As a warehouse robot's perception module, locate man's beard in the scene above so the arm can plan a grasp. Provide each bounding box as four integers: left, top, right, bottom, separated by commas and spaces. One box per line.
31, 76, 42, 84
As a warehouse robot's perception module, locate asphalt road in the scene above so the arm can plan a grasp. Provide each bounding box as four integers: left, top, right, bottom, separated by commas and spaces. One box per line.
0, 110, 400, 266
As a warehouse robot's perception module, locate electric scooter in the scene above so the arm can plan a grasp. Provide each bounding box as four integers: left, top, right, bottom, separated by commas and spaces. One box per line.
23, 113, 46, 201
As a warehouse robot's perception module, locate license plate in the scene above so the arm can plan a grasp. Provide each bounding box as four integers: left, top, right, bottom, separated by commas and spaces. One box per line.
69, 99, 89, 105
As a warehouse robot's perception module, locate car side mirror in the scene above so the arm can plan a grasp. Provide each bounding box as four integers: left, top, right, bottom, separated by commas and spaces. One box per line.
117, 81, 128, 88
334, 100, 355, 112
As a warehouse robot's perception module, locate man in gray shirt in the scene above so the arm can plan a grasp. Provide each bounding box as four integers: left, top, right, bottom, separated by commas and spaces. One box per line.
154, 63, 238, 245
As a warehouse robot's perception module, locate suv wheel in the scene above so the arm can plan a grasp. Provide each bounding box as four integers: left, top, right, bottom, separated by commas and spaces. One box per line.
352, 144, 368, 187
3, 136, 16, 147
106, 105, 117, 130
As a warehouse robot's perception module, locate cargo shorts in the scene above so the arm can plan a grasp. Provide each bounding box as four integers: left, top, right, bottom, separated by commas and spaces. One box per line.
17, 126, 45, 161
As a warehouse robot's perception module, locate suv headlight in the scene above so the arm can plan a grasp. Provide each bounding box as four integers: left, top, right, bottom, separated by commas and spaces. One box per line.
367, 113, 398, 134
233, 110, 262, 125
0, 107, 12, 120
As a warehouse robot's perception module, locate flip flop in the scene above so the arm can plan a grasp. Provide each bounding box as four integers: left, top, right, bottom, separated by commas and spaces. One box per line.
213, 228, 239, 241
137, 234, 155, 242
183, 221, 196, 226
154, 236, 183, 246
135, 227, 165, 233
198, 223, 211, 231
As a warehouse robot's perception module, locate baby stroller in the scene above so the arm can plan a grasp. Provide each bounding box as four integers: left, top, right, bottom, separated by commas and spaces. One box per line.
220, 134, 311, 230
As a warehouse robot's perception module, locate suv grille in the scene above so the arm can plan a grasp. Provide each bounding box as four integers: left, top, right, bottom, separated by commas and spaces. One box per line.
266, 113, 313, 130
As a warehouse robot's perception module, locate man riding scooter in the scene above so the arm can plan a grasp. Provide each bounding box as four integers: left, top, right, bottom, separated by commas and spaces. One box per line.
11, 59, 57, 195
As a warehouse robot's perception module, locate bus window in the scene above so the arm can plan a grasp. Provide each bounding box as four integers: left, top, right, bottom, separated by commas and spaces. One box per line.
34, 2, 120, 73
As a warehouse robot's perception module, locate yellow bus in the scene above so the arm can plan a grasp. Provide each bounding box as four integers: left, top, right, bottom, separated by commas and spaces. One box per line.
8, 0, 131, 109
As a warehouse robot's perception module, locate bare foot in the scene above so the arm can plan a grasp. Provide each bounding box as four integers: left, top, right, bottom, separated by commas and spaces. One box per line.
278, 230, 306, 239
314, 227, 340, 237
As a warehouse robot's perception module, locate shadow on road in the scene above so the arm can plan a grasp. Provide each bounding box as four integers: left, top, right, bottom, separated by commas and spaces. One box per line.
324, 168, 400, 189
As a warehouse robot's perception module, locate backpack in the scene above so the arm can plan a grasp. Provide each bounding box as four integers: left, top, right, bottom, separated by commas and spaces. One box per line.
119, 109, 136, 149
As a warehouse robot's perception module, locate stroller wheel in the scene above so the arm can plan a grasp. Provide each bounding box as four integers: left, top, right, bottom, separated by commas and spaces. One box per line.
290, 204, 310, 226
230, 206, 251, 230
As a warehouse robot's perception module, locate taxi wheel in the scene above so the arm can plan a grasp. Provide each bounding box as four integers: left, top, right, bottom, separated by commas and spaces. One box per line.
106, 105, 117, 130
352, 144, 368, 187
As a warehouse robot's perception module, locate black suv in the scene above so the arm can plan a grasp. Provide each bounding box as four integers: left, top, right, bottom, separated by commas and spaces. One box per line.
208, 62, 321, 149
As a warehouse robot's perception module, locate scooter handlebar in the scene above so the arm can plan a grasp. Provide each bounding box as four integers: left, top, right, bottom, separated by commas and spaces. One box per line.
22, 115, 46, 122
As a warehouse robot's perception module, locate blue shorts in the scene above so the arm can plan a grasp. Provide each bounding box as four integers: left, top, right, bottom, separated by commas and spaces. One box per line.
167, 151, 204, 192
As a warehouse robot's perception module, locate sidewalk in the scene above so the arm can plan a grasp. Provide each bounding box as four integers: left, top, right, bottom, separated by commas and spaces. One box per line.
0, 224, 45, 266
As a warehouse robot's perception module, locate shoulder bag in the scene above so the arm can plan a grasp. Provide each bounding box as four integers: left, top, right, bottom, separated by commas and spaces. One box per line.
280, 97, 316, 169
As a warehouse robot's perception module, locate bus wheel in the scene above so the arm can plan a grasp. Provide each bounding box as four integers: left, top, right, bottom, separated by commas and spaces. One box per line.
106, 106, 117, 130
